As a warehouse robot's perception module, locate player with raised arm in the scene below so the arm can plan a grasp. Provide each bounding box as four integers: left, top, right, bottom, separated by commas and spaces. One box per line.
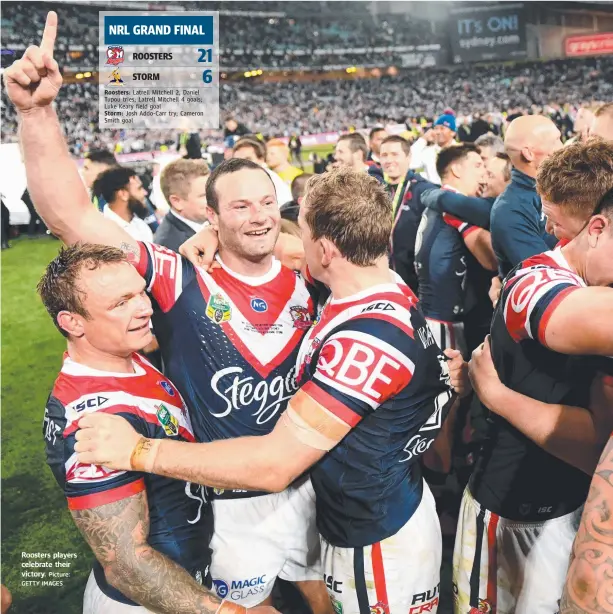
4, 13, 328, 611
73, 168, 469, 614
38, 243, 277, 614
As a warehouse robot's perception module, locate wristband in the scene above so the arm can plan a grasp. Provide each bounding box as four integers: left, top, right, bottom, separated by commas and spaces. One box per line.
130, 437, 162, 473
215, 600, 247, 614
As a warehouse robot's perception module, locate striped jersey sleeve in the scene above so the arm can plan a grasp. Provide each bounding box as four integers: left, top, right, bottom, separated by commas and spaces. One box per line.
44, 394, 145, 511
502, 263, 583, 346
133, 241, 197, 313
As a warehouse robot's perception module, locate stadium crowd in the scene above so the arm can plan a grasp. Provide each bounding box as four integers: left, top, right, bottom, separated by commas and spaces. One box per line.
2, 56, 612, 155
1, 1, 439, 71
3, 6, 613, 614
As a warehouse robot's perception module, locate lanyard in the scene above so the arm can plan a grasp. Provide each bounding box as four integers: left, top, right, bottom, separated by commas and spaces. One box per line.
391, 177, 407, 215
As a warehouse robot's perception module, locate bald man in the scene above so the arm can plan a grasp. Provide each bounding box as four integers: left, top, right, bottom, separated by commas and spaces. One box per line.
489, 116, 562, 275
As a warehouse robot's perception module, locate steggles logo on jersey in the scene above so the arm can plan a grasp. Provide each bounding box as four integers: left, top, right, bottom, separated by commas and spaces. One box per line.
290, 305, 312, 330
210, 366, 299, 424
206, 293, 232, 324
156, 403, 179, 437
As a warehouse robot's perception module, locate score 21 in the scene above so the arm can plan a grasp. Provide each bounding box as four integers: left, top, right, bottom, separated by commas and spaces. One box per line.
197, 48, 213, 83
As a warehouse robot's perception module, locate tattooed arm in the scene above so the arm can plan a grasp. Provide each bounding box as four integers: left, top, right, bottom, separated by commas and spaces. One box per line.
71, 490, 224, 614
560, 434, 613, 614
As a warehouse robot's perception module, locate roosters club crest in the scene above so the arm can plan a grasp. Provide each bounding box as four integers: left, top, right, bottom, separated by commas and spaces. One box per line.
106, 46, 124, 65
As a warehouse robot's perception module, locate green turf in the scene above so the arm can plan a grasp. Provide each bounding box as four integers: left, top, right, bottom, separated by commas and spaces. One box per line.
1, 237, 93, 613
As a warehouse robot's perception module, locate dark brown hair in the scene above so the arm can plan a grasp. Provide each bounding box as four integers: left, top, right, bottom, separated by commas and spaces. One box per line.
337, 133, 368, 161
380, 135, 412, 156
37, 244, 128, 337
436, 143, 480, 180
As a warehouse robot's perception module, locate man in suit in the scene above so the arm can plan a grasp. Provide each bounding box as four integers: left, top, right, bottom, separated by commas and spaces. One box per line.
154, 159, 210, 252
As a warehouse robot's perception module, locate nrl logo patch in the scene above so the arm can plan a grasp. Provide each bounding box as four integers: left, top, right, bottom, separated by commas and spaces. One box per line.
206, 293, 232, 324
156, 403, 179, 437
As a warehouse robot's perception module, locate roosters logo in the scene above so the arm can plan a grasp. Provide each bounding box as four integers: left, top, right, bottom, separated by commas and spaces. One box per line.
106, 46, 124, 65
290, 305, 312, 330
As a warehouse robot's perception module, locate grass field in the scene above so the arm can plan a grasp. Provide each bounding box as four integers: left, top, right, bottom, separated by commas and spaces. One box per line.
1, 237, 93, 614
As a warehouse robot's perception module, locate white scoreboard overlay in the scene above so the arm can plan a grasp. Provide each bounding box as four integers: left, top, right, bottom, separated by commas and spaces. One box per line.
98, 12, 219, 130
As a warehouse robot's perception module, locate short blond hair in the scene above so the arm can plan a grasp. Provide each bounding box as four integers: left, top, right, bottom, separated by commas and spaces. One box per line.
303, 168, 391, 266
160, 159, 210, 202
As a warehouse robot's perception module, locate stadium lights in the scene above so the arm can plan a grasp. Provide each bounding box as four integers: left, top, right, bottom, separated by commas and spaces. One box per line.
83, 72, 92, 78
346, 66, 357, 74
243, 70, 263, 78
76, 73, 83, 79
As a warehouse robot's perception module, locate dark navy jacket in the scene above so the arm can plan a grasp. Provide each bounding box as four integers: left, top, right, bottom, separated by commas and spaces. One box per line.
490, 168, 557, 277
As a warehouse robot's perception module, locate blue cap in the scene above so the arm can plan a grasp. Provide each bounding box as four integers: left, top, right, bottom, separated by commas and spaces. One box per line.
434, 114, 457, 132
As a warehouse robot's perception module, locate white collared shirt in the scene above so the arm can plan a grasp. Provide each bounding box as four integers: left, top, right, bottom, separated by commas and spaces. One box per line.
170, 210, 206, 234
103, 205, 153, 243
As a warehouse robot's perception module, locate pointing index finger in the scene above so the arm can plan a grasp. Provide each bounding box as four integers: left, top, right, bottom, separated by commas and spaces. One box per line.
40, 11, 58, 56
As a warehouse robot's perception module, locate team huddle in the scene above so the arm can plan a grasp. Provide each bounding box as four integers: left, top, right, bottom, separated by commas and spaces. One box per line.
4, 11, 613, 614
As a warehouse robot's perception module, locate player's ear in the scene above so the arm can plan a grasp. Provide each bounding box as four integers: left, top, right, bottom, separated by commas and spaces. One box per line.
587, 214, 608, 248
206, 205, 219, 230
169, 194, 183, 212
320, 237, 336, 267
57, 311, 85, 338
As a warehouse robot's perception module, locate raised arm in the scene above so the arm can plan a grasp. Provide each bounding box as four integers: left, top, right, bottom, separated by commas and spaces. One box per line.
72, 490, 224, 614
4, 12, 138, 253
434, 192, 493, 229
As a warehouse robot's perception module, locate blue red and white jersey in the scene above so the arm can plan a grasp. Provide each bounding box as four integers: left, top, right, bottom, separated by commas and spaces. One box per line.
44, 353, 212, 605
295, 277, 456, 547
471, 248, 593, 519
501, 248, 585, 347
133, 242, 316, 487
415, 187, 479, 323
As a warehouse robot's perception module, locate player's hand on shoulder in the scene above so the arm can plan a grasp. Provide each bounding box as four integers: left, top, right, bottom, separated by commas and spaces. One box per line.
179, 224, 220, 272
274, 232, 305, 271
4, 12, 62, 112
444, 348, 471, 398
74, 412, 140, 471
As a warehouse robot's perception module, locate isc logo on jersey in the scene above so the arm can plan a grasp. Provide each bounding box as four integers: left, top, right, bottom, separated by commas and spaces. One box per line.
213, 576, 267, 601
74, 396, 108, 412
315, 332, 414, 404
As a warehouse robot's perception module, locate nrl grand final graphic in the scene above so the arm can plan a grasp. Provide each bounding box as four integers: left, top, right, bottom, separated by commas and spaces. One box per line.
99, 11, 220, 130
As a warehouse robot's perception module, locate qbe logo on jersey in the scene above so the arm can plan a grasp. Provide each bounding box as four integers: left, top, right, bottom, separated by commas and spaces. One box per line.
213, 576, 267, 601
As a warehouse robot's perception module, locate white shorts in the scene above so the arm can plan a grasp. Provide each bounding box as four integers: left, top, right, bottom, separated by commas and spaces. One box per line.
452, 487, 582, 614
321, 480, 442, 614
210, 475, 321, 607
83, 570, 155, 613
426, 318, 467, 358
